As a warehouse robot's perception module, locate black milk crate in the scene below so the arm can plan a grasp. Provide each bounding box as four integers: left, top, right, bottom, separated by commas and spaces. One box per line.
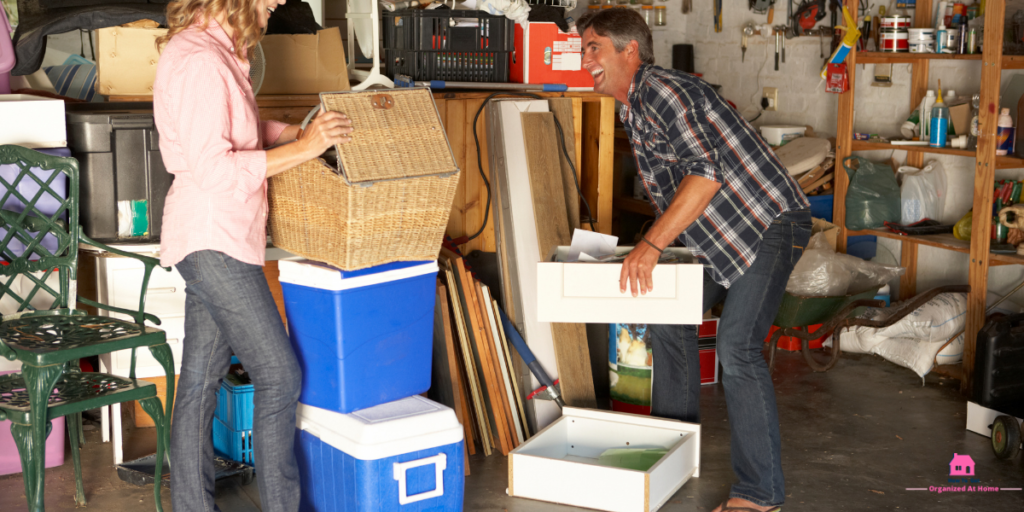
973, 313, 1024, 418
384, 9, 514, 82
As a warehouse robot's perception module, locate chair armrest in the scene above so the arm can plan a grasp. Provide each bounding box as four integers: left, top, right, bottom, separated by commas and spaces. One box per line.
79, 232, 172, 326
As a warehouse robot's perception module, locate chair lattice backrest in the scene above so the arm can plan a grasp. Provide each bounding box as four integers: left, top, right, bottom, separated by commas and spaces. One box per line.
0, 145, 80, 314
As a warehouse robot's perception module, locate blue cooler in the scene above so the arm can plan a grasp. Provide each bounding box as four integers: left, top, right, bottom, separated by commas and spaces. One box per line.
279, 259, 438, 414
295, 395, 465, 512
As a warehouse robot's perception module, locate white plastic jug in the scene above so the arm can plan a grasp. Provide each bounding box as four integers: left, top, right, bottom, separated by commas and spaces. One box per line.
0, 6, 14, 94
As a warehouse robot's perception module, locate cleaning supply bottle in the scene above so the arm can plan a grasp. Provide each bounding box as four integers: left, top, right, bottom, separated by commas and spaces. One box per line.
937, 25, 948, 53
902, 109, 921, 139
930, 80, 951, 148
969, 93, 980, 149
921, 90, 936, 139
997, 107, 1014, 156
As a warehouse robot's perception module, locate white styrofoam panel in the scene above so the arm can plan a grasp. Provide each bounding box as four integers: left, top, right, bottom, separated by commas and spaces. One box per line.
966, 401, 1024, 439
498, 99, 561, 430
509, 408, 700, 512
0, 95, 67, 148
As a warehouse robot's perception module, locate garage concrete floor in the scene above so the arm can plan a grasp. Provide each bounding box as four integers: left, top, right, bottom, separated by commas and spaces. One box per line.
2, 350, 1023, 512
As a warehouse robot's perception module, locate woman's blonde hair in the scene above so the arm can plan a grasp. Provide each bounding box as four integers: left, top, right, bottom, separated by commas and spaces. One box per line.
157, 0, 263, 60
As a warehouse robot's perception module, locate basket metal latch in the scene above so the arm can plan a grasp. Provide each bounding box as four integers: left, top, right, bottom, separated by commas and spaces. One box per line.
371, 94, 395, 110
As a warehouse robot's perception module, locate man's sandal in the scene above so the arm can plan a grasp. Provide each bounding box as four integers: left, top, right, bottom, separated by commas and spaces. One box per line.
717, 503, 782, 512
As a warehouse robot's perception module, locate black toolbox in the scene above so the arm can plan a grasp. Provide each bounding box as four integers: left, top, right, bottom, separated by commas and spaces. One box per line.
973, 313, 1024, 418
65, 102, 171, 243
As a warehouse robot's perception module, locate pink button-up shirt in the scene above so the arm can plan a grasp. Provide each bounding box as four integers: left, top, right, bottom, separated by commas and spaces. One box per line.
154, 19, 288, 268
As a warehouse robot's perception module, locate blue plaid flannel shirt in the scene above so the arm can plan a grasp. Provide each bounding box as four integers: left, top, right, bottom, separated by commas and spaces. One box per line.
622, 64, 810, 288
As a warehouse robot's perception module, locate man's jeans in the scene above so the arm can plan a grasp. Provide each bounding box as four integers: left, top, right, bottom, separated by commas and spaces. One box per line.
649, 209, 812, 508
171, 250, 302, 512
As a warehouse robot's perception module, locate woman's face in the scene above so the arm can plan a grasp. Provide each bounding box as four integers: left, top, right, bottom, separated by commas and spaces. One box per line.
259, 0, 286, 28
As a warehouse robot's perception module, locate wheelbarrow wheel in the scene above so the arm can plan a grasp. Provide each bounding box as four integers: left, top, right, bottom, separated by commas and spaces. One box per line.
801, 332, 840, 372
991, 415, 1021, 460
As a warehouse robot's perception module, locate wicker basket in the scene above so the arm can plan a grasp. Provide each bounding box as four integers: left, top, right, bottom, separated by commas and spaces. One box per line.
268, 88, 459, 270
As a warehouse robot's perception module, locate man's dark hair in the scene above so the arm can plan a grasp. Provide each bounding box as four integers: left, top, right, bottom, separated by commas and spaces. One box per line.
576, 8, 655, 65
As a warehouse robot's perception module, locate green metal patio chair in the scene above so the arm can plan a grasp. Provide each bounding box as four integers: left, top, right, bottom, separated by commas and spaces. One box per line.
0, 145, 174, 512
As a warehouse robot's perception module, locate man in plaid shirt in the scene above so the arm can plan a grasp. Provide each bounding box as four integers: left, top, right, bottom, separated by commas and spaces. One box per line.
578, 9, 811, 512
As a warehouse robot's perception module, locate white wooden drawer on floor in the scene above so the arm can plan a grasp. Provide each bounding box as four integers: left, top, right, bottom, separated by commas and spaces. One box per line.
508, 408, 700, 512
98, 256, 187, 320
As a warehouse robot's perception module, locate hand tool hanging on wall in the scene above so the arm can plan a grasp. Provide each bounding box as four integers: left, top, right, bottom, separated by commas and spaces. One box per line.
794, 0, 827, 35
715, 0, 723, 32
775, 28, 782, 70
742, 22, 755, 62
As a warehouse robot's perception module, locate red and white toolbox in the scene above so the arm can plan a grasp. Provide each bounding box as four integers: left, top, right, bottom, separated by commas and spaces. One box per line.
510, 22, 594, 88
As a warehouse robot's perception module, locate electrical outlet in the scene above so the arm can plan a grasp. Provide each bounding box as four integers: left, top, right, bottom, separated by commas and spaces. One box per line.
762, 87, 778, 111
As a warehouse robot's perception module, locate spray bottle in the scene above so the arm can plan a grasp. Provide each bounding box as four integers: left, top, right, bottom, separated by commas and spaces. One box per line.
920, 90, 936, 139
997, 108, 1014, 156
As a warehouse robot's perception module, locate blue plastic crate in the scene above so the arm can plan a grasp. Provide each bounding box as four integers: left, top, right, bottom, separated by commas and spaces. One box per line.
213, 416, 255, 466
807, 194, 834, 222
847, 235, 878, 260
279, 260, 438, 415
216, 373, 254, 432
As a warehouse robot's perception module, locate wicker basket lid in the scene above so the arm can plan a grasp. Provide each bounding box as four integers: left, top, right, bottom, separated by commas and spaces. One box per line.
320, 88, 458, 184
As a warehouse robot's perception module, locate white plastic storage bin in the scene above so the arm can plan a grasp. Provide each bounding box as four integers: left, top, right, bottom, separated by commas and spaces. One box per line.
295, 395, 465, 512
509, 408, 700, 512
278, 259, 438, 414
0, 94, 66, 148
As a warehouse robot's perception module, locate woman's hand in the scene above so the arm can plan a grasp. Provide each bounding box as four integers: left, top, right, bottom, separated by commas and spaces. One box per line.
299, 110, 354, 159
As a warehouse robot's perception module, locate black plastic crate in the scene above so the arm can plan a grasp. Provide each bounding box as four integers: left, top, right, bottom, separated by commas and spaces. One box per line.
384, 9, 514, 82
974, 313, 1024, 418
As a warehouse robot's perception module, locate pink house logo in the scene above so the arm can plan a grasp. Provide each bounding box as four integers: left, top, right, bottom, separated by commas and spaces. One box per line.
949, 453, 975, 476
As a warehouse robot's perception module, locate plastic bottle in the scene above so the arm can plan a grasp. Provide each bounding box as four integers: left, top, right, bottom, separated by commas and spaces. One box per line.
902, 109, 921, 139
921, 90, 936, 138
969, 93, 980, 149
997, 107, 1014, 156
929, 85, 951, 148
936, 25, 948, 53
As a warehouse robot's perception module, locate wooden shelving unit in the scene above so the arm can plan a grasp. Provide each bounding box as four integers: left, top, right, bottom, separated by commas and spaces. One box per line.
833, 0, 1008, 395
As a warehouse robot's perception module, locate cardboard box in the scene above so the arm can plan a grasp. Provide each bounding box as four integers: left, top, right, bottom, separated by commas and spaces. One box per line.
0, 94, 66, 148
510, 22, 593, 88
948, 100, 971, 136
96, 26, 167, 96
133, 374, 179, 427
812, 217, 838, 251
537, 247, 704, 325
260, 28, 350, 94
508, 407, 700, 512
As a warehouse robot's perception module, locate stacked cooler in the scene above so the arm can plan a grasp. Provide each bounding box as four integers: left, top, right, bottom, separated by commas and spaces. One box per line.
278, 258, 465, 512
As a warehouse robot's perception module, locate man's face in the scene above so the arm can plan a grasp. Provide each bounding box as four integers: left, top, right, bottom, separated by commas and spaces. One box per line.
581, 28, 633, 98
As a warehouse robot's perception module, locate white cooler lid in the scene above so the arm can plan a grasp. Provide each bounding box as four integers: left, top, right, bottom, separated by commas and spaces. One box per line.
278, 259, 438, 291
0, 358, 21, 372
296, 395, 463, 460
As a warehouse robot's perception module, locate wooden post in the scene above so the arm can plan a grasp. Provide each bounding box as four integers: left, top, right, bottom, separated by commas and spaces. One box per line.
964, 0, 1005, 395
832, 0, 859, 253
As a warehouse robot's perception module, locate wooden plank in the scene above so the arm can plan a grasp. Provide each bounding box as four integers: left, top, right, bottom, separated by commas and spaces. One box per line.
833, 0, 859, 254
446, 100, 468, 244
436, 99, 447, 130
457, 258, 513, 455
432, 283, 467, 441
899, 241, 918, 301
262, 261, 286, 325
492, 298, 531, 439
965, 0, 1006, 395
549, 98, 581, 230
596, 96, 616, 235
521, 112, 597, 409
582, 101, 602, 230
856, 52, 982, 64
477, 282, 521, 448
472, 99, 496, 253
572, 98, 584, 189
442, 259, 493, 456
801, 172, 834, 194
463, 99, 486, 254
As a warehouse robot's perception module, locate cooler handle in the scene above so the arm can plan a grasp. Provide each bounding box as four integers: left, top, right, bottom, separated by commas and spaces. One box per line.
392, 453, 447, 505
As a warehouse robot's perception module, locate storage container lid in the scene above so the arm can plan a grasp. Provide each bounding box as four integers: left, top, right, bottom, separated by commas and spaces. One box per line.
319, 88, 458, 184
296, 395, 463, 460
277, 258, 437, 291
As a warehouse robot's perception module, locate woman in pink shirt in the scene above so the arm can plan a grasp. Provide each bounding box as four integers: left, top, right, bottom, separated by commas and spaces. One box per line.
154, 0, 350, 509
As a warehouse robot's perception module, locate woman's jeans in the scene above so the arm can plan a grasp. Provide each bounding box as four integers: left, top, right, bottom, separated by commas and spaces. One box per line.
649, 209, 812, 508
171, 250, 302, 512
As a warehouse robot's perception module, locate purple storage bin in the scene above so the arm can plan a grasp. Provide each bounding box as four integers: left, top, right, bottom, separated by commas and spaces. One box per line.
0, 367, 66, 476
0, 147, 70, 260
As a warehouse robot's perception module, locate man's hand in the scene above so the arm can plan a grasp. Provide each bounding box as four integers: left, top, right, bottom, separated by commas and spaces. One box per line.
620, 242, 661, 297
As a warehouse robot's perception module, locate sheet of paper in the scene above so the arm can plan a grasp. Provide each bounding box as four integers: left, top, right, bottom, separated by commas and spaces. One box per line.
566, 229, 618, 262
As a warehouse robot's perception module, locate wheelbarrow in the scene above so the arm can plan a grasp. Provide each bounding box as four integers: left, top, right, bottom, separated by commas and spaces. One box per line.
766, 284, 971, 373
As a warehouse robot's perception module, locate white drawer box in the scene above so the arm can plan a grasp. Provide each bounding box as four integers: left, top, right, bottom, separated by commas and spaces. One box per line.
509, 408, 700, 512
537, 247, 704, 325
0, 94, 67, 148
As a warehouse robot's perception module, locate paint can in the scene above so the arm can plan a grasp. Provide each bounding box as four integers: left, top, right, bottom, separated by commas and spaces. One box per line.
908, 28, 935, 53
881, 29, 910, 52
880, 15, 912, 30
